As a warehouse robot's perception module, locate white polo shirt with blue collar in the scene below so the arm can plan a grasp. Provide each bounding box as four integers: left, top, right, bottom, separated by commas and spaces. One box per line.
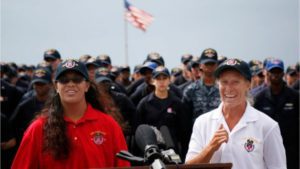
185, 102, 286, 169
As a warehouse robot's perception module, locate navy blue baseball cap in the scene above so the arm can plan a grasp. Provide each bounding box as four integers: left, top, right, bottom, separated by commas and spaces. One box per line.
146, 52, 165, 66
152, 66, 170, 79
171, 67, 182, 76
96, 54, 111, 65
250, 65, 263, 76
181, 54, 193, 64
214, 58, 251, 81
31, 68, 52, 84
286, 65, 297, 75
55, 59, 89, 81
265, 59, 284, 71
44, 49, 61, 60
139, 61, 158, 75
199, 48, 218, 64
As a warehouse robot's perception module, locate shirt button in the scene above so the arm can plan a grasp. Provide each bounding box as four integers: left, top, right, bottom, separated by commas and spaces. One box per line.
74, 137, 78, 140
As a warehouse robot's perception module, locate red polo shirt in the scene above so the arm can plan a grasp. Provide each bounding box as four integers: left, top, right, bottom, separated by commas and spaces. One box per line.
12, 104, 130, 169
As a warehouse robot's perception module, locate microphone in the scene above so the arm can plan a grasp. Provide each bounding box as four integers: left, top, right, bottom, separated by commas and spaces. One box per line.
135, 124, 162, 164
160, 125, 175, 150
160, 125, 182, 164
135, 124, 158, 151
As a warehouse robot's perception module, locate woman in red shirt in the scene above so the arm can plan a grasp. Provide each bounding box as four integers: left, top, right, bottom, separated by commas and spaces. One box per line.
11, 59, 130, 169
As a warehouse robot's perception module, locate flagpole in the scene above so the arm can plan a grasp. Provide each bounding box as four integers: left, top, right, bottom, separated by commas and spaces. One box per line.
124, 11, 129, 66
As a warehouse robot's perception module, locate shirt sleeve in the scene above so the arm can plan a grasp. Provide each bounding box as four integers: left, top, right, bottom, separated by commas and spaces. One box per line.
263, 123, 287, 169
185, 118, 205, 162
11, 118, 43, 169
112, 119, 131, 167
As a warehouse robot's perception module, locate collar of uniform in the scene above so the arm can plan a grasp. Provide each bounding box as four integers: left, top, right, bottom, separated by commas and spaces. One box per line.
211, 102, 258, 123
64, 104, 99, 124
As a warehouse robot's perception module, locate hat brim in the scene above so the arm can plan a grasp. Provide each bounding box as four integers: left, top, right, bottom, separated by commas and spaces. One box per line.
214, 65, 251, 81
152, 72, 170, 79
140, 67, 154, 75
200, 59, 217, 64
31, 79, 50, 85
267, 65, 284, 71
95, 77, 112, 83
55, 69, 88, 81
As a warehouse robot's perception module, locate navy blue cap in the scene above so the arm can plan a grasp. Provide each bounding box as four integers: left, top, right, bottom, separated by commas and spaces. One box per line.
200, 48, 218, 64
181, 54, 193, 64
265, 59, 284, 71
171, 67, 182, 76
133, 64, 143, 73
55, 59, 89, 81
120, 65, 130, 72
96, 54, 111, 65
146, 52, 165, 66
31, 68, 52, 84
187, 61, 200, 71
248, 59, 262, 68
95, 73, 112, 83
214, 58, 251, 81
250, 65, 263, 76
286, 65, 297, 75
44, 49, 61, 60
140, 61, 158, 75
84, 57, 99, 68
152, 66, 170, 79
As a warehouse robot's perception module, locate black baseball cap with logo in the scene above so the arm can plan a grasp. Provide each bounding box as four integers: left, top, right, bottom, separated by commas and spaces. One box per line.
199, 48, 218, 64
55, 59, 89, 81
44, 49, 61, 61
181, 54, 193, 64
214, 58, 251, 82
96, 54, 111, 65
31, 68, 52, 84
152, 66, 170, 79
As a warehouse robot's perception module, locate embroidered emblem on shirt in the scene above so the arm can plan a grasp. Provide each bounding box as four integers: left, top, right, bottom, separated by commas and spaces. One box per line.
244, 139, 255, 152
90, 131, 106, 145
167, 107, 173, 113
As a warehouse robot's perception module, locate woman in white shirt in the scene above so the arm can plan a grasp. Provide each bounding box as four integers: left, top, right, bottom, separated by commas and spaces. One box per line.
185, 58, 286, 169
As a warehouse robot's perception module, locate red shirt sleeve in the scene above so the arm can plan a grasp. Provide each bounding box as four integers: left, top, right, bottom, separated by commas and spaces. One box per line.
111, 119, 131, 167
11, 118, 44, 169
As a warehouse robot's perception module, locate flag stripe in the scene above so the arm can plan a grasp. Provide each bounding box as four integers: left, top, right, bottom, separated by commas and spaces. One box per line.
124, 0, 154, 31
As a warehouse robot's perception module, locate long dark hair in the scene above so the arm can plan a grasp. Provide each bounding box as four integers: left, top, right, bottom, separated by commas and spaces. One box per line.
41, 81, 126, 160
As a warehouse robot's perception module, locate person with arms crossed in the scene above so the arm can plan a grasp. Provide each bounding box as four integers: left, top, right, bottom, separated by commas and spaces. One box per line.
185, 58, 286, 169
11, 59, 130, 169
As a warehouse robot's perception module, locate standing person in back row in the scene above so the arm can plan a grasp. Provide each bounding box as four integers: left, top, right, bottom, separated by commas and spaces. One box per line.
185, 58, 286, 169
253, 59, 299, 169
182, 48, 221, 122
11, 59, 130, 169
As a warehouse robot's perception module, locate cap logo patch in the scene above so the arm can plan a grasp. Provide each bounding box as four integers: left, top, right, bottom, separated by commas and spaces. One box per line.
271, 60, 281, 64
204, 49, 216, 57
225, 59, 240, 66
244, 139, 255, 152
34, 69, 46, 77
99, 55, 108, 60
156, 66, 165, 71
90, 131, 106, 145
62, 60, 78, 69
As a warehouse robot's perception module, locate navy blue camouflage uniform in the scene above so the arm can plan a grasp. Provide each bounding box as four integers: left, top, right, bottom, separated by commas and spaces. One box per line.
182, 79, 221, 121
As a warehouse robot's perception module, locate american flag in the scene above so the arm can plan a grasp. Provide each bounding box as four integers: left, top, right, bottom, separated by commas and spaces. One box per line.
124, 0, 154, 31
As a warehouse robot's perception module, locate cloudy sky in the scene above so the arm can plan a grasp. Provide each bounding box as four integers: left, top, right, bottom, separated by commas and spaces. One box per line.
1, 0, 299, 70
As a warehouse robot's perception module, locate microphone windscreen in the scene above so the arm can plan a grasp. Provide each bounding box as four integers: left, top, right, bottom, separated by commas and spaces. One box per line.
135, 124, 158, 152
160, 125, 175, 149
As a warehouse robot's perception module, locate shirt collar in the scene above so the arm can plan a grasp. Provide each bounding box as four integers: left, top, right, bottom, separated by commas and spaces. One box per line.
211, 101, 258, 123
64, 104, 99, 124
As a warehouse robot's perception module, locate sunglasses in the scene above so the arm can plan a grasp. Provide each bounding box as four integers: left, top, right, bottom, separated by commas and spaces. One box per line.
57, 76, 86, 84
